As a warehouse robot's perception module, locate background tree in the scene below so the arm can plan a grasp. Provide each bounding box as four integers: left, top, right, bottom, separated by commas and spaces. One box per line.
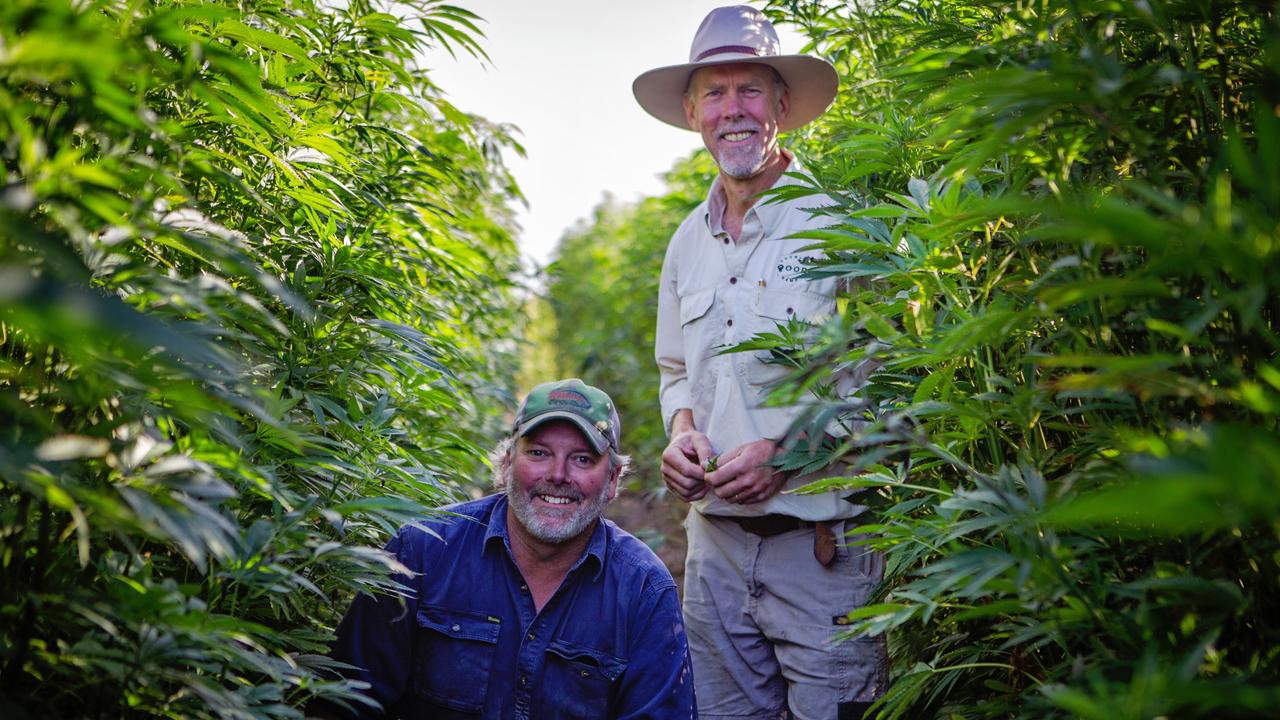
538, 151, 715, 488
0, 0, 523, 716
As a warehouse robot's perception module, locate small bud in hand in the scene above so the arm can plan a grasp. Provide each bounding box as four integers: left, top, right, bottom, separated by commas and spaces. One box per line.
703, 455, 719, 472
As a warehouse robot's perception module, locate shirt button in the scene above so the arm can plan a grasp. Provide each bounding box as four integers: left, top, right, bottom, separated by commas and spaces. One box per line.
729, 277, 737, 284
520, 584, 528, 591
722, 237, 730, 245
520, 675, 528, 687
451, 624, 461, 632
786, 307, 794, 314
527, 632, 535, 641
726, 319, 733, 327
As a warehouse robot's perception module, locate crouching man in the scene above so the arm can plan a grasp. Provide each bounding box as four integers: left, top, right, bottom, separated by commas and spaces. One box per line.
325, 379, 696, 718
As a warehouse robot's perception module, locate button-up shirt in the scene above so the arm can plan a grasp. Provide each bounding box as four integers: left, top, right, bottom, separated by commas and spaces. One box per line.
656, 158, 868, 521
329, 494, 696, 719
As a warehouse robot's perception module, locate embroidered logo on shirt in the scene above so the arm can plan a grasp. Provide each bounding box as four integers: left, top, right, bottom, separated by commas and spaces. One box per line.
548, 389, 591, 409
777, 251, 824, 282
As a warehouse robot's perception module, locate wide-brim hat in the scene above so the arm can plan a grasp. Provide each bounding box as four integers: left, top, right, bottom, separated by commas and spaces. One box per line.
632, 5, 838, 133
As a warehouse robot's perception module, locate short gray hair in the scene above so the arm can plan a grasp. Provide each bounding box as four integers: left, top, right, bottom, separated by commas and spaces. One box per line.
489, 436, 632, 490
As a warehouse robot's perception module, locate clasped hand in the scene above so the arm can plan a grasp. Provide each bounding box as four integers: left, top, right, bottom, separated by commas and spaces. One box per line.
661, 433, 785, 505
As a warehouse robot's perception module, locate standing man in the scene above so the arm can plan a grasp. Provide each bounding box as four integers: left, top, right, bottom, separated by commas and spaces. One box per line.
324, 379, 696, 719
634, 6, 885, 719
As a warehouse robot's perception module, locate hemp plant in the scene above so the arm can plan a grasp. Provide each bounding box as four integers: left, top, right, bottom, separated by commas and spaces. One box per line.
1, 1, 523, 715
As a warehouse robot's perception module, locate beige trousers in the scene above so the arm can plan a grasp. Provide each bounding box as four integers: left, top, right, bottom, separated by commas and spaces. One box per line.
682, 510, 887, 720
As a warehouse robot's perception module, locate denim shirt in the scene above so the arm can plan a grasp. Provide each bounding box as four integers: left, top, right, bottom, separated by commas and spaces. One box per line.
330, 494, 696, 719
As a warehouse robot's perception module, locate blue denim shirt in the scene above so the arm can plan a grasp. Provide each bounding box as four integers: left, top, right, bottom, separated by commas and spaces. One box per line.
330, 494, 696, 719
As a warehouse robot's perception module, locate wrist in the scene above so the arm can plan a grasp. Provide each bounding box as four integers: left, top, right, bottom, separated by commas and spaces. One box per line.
670, 409, 696, 437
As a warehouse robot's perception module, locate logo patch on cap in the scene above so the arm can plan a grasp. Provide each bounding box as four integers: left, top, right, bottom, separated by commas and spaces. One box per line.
548, 389, 591, 410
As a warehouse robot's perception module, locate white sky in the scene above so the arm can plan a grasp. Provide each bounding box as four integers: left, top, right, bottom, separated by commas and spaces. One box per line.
423, 1, 807, 267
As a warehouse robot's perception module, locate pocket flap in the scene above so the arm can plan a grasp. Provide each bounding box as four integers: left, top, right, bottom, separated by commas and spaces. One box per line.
751, 288, 833, 323
679, 286, 716, 326
416, 605, 501, 644
546, 639, 627, 682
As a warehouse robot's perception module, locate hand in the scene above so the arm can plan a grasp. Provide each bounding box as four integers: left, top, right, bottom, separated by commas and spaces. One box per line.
705, 439, 787, 505
661, 428, 715, 503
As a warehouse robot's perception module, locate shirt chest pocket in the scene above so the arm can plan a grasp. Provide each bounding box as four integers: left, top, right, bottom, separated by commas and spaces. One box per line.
413, 605, 501, 715
541, 638, 627, 720
745, 287, 835, 388
679, 286, 716, 328
678, 285, 719, 376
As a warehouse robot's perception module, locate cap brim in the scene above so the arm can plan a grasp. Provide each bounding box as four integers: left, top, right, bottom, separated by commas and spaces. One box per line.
632, 54, 838, 133
515, 411, 610, 454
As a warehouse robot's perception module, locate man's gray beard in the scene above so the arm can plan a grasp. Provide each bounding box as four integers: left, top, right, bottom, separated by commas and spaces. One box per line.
505, 468, 611, 544
716, 145, 768, 179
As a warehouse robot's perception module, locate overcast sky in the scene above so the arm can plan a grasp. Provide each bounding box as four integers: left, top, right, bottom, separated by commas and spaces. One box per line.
423, 1, 807, 267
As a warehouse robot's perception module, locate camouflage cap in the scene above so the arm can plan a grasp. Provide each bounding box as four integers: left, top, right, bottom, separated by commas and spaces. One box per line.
512, 378, 621, 454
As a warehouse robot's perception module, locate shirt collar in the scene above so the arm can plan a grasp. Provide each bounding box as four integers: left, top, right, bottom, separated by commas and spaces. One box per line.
483, 495, 511, 550
703, 151, 807, 240
482, 494, 609, 582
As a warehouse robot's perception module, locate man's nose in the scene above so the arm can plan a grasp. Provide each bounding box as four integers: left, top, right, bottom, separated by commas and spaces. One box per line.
722, 90, 743, 118
546, 457, 569, 484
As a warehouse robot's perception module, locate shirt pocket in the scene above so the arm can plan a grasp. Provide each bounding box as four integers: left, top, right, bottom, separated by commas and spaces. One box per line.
678, 286, 718, 390
745, 287, 835, 388
679, 285, 716, 327
413, 604, 501, 715
541, 638, 627, 720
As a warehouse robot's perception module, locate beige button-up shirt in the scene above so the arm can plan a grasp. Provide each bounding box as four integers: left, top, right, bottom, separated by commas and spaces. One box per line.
656, 160, 864, 521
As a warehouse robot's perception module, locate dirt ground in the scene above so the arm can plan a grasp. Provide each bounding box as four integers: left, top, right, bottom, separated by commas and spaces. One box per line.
606, 490, 689, 590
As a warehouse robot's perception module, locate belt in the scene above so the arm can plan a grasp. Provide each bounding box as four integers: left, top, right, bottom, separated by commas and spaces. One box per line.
709, 514, 813, 537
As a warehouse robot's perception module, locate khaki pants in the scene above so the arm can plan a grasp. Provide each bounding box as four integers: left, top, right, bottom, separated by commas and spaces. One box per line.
683, 510, 887, 720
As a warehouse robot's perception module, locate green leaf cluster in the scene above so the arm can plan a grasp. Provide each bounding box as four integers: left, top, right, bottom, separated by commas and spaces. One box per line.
754, 0, 1280, 717
1, 0, 522, 716
540, 0, 1279, 716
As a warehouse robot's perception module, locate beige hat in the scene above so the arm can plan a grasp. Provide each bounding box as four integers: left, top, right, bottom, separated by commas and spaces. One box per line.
632, 5, 838, 132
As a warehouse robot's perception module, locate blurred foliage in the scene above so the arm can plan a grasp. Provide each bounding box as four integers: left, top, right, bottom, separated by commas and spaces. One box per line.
753, 0, 1279, 717
538, 152, 716, 488
0, 0, 522, 716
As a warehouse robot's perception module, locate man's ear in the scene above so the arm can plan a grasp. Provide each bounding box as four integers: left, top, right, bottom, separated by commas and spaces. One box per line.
496, 443, 513, 488
683, 94, 699, 131
777, 84, 791, 122
606, 465, 622, 503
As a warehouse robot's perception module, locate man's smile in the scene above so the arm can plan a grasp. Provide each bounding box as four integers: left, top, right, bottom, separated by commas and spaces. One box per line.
535, 492, 577, 506
720, 130, 756, 142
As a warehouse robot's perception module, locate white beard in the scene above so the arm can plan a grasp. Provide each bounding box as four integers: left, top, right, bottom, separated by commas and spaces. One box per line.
506, 470, 611, 544
715, 141, 768, 179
